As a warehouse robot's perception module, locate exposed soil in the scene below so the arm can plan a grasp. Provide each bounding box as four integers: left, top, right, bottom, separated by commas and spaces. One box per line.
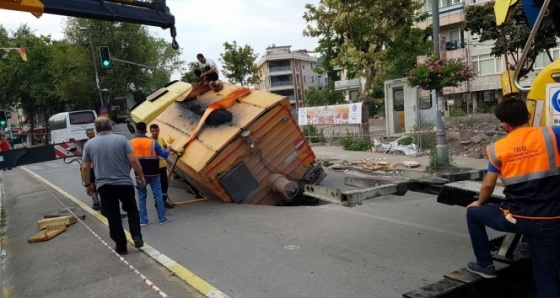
369, 114, 504, 159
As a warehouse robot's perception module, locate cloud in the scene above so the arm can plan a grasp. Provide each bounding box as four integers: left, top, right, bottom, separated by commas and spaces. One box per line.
0, 0, 320, 79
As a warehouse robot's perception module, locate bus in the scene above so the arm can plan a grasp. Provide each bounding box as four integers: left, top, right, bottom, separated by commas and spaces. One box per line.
48, 110, 97, 144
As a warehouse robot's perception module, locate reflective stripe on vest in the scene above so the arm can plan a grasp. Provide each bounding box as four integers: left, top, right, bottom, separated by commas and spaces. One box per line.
487, 127, 560, 185
131, 137, 159, 176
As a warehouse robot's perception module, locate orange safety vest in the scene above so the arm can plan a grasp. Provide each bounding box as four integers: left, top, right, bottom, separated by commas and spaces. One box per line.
130, 136, 159, 177
487, 126, 560, 219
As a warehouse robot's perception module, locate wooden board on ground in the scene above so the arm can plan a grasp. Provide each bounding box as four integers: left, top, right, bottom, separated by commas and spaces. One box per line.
402, 161, 421, 168
173, 198, 208, 206
28, 226, 67, 243
37, 215, 77, 230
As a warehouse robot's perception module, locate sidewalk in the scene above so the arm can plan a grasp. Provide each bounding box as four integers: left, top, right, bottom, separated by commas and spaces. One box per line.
311, 145, 489, 171
0, 168, 203, 298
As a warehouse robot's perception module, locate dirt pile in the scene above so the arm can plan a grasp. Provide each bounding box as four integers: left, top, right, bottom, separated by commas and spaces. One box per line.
369, 114, 505, 159
445, 114, 504, 159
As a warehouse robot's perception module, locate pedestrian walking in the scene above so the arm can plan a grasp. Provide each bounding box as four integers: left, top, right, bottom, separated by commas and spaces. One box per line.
81, 117, 146, 255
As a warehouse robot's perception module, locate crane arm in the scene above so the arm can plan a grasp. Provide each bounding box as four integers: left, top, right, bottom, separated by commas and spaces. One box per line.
0, 0, 178, 48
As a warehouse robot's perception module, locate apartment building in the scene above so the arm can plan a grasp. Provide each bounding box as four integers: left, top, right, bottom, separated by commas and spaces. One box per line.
255, 45, 322, 111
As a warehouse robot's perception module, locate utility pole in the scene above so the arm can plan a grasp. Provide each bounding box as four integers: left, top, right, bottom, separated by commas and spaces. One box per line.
80, 27, 104, 109
432, 0, 451, 166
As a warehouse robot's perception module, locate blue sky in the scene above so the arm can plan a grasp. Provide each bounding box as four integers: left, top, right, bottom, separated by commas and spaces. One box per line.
0, 0, 320, 80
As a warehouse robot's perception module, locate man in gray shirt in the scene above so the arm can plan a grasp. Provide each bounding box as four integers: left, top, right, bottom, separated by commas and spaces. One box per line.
81, 117, 146, 255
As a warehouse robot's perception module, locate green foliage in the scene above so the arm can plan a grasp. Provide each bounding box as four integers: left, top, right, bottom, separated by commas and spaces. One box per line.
429, 150, 455, 168
408, 55, 475, 90
450, 109, 467, 117
304, 85, 345, 107
322, 160, 334, 167
0, 19, 184, 127
181, 62, 199, 83
301, 125, 325, 143
340, 136, 371, 151
384, 14, 432, 79
303, 0, 422, 101
464, 1, 559, 74
411, 117, 436, 151
219, 41, 260, 86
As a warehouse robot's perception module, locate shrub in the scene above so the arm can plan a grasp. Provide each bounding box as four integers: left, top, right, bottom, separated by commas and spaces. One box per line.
408, 55, 475, 90
340, 136, 371, 151
301, 125, 325, 143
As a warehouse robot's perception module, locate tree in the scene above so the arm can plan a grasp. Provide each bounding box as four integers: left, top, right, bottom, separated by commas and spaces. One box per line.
384, 14, 432, 79
304, 85, 345, 107
219, 41, 260, 86
303, 0, 422, 138
0, 25, 62, 143
181, 62, 200, 83
464, 1, 559, 76
62, 18, 184, 116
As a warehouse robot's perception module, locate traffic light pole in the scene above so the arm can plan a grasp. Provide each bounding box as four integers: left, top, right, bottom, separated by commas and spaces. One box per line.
84, 29, 104, 108
110, 58, 170, 76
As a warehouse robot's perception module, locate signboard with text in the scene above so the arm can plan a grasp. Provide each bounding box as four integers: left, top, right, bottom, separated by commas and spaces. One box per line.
298, 102, 362, 125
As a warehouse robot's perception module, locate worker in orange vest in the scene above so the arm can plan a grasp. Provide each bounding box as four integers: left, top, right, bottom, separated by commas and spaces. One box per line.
465, 97, 560, 297
131, 122, 178, 225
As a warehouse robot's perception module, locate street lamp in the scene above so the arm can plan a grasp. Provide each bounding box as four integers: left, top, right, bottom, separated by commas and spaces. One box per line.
79, 27, 104, 109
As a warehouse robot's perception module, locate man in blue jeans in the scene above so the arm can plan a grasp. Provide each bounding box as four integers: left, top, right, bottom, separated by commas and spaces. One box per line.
466, 97, 560, 297
131, 122, 178, 225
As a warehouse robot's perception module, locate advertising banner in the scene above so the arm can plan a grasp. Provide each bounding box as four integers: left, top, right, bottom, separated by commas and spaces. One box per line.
298, 102, 362, 125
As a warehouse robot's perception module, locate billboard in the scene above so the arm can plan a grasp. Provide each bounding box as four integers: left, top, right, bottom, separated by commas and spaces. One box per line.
298, 102, 362, 125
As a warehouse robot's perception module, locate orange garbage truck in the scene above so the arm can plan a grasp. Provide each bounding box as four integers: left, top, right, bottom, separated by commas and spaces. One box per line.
131, 80, 326, 206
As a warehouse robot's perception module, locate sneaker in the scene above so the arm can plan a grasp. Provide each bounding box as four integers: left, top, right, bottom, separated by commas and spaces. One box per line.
133, 237, 144, 248
466, 261, 497, 279
92, 203, 101, 211
164, 201, 175, 209
159, 218, 170, 225
140, 222, 148, 227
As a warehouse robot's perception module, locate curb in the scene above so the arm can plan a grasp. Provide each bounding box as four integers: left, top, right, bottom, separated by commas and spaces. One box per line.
20, 166, 229, 298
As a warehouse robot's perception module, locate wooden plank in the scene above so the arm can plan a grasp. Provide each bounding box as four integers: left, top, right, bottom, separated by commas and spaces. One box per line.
28, 226, 67, 243
37, 215, 77, 230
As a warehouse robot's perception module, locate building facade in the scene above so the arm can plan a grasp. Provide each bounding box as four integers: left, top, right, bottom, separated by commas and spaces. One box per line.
256, 45, 321, 111
414, 0, 559, 115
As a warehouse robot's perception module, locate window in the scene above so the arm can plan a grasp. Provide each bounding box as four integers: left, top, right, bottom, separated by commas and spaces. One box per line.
472, 54, 503, 75
449, 27, 461, 44
440, 0, 451, 8
534, 48, 560, 69
394, 89, 404, 111
420, 95, 432, 110
69, 111, 96, 125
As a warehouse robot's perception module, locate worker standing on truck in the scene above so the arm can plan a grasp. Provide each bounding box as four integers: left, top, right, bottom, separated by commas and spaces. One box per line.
465, 97, 560, 297
194, 53, 219, 81
81, 117, 145, 255
131, 122, 174, 225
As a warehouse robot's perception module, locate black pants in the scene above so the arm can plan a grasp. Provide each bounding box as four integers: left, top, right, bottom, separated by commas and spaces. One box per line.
159, 167, 168, 197
97, 184, 142, 248
194, 66, 219, 81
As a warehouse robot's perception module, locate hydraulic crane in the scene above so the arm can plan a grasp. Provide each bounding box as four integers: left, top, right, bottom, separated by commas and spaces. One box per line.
0, 0, 179, 49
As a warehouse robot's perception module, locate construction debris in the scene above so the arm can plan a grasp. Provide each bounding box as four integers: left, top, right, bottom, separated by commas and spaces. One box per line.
28, 215, 78, 243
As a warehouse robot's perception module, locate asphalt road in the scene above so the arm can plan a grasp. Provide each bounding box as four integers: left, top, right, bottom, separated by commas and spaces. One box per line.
17, 157, 501, 298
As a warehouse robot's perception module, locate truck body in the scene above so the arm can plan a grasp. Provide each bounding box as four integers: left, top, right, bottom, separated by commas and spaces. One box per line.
132, 81, 326, 206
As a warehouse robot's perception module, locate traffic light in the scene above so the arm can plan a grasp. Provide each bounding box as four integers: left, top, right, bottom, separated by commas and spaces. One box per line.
99, 46, 112, 68
0, 110, 7, 127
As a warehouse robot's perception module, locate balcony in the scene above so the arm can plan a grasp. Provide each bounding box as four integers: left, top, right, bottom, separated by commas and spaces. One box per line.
334, 78, 361, 90
269, 66, 291, 73
271, 81, 294, 87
